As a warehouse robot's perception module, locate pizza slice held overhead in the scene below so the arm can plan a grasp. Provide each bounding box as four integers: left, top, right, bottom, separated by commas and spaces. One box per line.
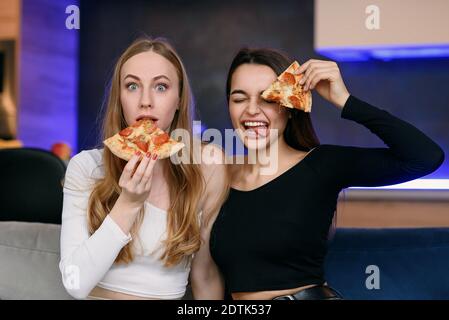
261, 61, 312, 112
103, 118, 185, 161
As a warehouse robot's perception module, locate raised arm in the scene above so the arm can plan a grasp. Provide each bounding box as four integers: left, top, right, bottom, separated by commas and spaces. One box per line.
318, 95, 444, 189
295, 59, 444, 189
59, 151, 156, 299
59, 152, 132, 299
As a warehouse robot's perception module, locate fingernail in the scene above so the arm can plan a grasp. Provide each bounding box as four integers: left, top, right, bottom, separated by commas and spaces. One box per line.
146, 152, 151, 158
152, 153, 158, 160
135, 151, 141, 156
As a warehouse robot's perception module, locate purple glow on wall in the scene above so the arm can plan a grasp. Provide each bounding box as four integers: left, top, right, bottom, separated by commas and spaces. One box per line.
18, 0, 79, 154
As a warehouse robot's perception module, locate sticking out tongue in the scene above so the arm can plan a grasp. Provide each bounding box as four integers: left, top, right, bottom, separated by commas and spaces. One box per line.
254, 126, 268, 137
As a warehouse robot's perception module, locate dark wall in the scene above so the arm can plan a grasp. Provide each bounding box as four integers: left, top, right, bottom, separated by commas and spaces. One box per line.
78, 0, 448, 178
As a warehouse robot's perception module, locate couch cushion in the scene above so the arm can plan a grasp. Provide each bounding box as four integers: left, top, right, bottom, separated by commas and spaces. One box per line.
0, 221, 72, 299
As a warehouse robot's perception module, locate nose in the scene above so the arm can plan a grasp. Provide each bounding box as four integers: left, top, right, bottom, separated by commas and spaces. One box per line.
140, 86, 153, 108
246, 98, 261, 115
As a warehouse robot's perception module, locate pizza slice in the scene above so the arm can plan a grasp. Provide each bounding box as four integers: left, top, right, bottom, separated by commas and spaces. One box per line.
103, 119, 185, 161
261, 61, 312, 112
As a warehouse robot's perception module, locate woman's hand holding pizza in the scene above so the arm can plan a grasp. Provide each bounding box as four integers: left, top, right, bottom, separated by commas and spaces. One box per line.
118, 151, 158, 208
296, 59, 350, 109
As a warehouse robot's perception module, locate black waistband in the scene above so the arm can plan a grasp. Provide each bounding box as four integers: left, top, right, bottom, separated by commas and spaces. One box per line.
272, 285, 343, 300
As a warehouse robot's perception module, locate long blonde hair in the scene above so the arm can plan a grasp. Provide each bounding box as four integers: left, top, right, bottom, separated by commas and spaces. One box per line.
88, 37, 204, 267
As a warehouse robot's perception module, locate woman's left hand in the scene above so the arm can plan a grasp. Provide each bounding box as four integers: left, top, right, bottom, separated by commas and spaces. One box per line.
295, 59, 350, 109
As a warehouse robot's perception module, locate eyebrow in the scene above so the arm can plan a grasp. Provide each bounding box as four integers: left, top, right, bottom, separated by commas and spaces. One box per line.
123, 74, 171, 82
230, 89, 247, 96
230, 89, 265, 96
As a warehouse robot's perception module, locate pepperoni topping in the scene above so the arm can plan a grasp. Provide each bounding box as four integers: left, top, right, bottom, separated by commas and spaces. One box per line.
135, 140, 149, 152
281, 72, 296, 86
288, 95, 303, 108
266, 93, 281, 102
153, 133, 169, 146
119, 127, 133, 137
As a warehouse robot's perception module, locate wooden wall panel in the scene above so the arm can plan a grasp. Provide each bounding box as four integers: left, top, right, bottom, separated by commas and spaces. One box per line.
336, 199, 449, 228
0, 0, 20, 40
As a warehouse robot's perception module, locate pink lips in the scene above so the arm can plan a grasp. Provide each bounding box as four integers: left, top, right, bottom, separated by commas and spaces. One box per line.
136, 115, 158, 122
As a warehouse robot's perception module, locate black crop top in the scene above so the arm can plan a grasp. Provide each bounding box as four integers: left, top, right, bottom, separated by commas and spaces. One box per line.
209, 95, 445, 293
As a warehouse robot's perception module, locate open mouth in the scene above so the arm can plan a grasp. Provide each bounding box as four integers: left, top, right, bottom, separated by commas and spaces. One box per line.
241, 121, 269, 138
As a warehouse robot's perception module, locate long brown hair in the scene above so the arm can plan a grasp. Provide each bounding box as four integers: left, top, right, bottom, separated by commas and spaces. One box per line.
88, 37, 204, 267
225, 47, 338, 239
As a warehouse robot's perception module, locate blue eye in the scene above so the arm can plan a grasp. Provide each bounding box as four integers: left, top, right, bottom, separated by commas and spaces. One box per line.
155, 83, 168, 92
126, 83, 138, 91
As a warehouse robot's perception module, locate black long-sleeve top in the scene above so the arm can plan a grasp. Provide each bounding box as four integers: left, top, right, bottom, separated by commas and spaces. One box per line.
210, 95, 445, 293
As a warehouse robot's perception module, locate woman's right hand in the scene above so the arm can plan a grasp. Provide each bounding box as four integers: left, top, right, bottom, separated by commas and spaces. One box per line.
118, 151, 158, 208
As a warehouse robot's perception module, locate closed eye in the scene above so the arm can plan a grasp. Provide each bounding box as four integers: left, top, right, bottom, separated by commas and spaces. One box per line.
232, 96, 248, 103
262, 98, 278, 105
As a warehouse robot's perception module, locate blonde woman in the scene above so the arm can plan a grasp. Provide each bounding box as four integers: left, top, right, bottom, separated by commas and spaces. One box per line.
59, 38, 228, 300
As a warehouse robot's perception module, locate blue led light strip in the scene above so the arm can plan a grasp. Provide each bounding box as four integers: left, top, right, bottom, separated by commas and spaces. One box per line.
349, 179, 449, 190
317, 44, 449, 61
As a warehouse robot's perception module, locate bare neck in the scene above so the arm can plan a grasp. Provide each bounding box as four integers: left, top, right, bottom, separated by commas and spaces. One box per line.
243, 136, 302, 178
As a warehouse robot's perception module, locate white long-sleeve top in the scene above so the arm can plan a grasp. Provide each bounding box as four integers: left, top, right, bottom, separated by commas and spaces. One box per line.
59, 149, 190, 299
